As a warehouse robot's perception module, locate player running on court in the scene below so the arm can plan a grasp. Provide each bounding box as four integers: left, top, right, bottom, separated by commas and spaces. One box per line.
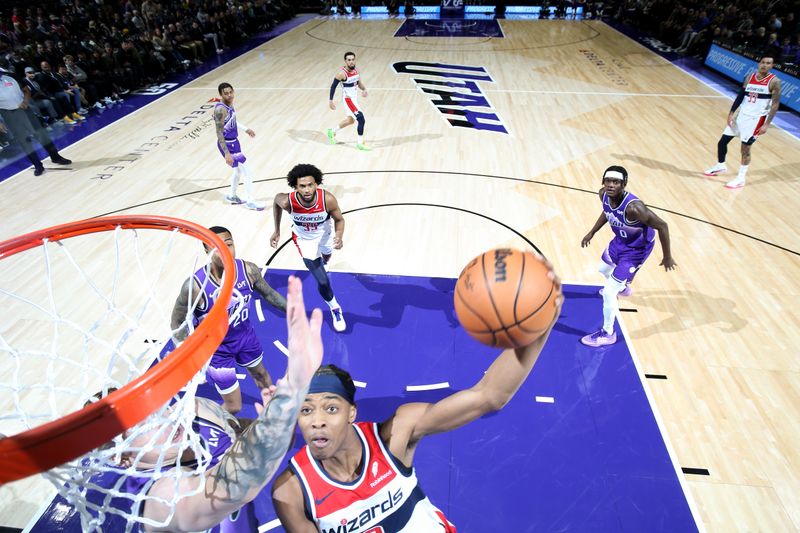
326, 51, 371, 151
271, 164, 347, 333
580, 166, 676, 347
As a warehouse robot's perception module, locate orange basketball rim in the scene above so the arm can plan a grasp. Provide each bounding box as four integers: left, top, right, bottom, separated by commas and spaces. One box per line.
0, 215, 233, 484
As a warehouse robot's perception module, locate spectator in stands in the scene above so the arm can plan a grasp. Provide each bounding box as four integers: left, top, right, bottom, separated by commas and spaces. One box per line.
22, 66, 66, 125
55, 64, 89, 116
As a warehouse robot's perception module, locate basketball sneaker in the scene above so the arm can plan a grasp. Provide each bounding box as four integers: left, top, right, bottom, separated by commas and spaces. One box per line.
330, 307, 346, 332
580, 329, 617, 347
356, 143, 372, 151
326, 128, 336, 145
244, 200, 265, 211
724, 177, 745, 189
703, 163, 727, 176
225, 194, 244, 205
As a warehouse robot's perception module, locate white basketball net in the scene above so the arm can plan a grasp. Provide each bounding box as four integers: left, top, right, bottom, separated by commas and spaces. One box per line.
0, 224, 233, 532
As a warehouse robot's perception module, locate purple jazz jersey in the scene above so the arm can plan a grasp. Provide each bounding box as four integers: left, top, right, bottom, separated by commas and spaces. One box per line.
193, 259, 260, 359
215, 102, 247, 167
602, 191, 656, 284
115, 415, 258, 532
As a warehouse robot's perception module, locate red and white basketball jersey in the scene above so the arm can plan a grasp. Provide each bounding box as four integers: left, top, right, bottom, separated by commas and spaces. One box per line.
289, 422, 456, 533
740, 72, 775, 117
341, 67, 360, 100
289, 188, 329, 239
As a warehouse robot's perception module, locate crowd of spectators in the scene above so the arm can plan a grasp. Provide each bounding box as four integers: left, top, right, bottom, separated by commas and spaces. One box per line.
0, 0, 296, 135
614, 0, 800, 65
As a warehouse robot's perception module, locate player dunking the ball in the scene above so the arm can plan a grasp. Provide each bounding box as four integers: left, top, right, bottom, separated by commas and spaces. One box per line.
214, 82, 264, 209
580, 166, 676, 347
326, 51, 371, 151
703, 55, 781, 189
271, 164, 347, 332
271, 267, 562, 532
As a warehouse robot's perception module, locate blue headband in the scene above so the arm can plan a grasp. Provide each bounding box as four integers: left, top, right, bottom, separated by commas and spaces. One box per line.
308, 374, 354, 404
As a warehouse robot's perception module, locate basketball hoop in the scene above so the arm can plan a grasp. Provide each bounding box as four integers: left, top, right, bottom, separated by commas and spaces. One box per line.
0, 215, 234, 484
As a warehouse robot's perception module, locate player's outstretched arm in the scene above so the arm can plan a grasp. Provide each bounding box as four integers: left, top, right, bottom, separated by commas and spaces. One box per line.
245, 261, 287, 311
270, 193, 289, 248
627, 202, 676, 271
146, 276, 323, 532
384, 266, 562, 463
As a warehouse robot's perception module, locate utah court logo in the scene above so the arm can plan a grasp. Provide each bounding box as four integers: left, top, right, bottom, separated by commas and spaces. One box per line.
392, 61, 508, 134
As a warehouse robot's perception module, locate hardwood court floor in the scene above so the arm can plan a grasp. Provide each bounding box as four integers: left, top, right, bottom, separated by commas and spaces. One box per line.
1, 17, 799, 531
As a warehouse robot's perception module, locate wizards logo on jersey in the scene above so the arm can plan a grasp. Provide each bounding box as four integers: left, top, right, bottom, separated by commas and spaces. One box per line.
392, 61, 508, 134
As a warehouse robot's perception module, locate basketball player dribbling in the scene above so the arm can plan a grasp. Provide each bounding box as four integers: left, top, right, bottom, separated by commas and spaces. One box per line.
171, 226, 286, 414
214, 82, 264, 209
270, 164, 347, 332
326, 51, 371, 151
271, 267, 562, 532
580, 166, 676, 347
703, 55, 782, 189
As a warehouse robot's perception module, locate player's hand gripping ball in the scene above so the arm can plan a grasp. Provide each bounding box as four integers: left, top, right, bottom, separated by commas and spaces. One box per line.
454, 249, 561, 348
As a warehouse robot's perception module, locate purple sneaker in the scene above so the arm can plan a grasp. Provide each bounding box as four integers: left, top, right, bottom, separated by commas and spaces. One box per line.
581, 329, 617, 347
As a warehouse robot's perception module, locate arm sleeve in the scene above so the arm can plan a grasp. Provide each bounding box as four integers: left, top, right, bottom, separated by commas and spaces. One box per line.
236, 120, 249, 132
729, 89, 745, 113
329, 78, 340, 101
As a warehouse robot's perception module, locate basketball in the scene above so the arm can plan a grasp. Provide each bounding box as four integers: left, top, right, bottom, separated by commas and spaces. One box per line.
454, 248, 561, 348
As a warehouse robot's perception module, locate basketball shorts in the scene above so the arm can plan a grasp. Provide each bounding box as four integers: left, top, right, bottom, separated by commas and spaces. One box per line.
217, 138, 247, 167
602, 238, 655, 284
207, 328, 263, 395
292, 223, 333, 260
723, 114, 767, 144
342, 95, 362, 119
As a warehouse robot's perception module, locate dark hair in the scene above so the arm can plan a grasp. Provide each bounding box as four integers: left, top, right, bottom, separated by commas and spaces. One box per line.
314, 364, 356, 405
344, 51, 355, 60
602, 165, 628, 187
217, 82, 233, 95
287, 164, 323, 189
208, 226, 232, 237
758, 55, 774, 62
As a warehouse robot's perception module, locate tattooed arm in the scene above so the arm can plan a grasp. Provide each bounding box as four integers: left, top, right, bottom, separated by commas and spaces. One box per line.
169, 277, 202, 343
144, 276, 323, 532
245, 261, 287, 312
214, 105, 233, 167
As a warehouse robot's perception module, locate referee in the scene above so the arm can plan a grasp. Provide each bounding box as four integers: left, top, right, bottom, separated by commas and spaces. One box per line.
0, 66, 71, 176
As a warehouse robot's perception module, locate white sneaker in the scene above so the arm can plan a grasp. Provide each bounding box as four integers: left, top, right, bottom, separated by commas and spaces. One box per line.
244, 200, 265, 210
330, 307, 346, 332
225, 194, 244, 205
724, 177, 745, 189
703, 163, 727, 176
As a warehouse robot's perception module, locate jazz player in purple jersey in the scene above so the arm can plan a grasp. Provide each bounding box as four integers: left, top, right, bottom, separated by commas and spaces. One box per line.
214, 82, 264, 210
92, 275, 323, 533
171, 226, 287, 414
580, 166, 676, 347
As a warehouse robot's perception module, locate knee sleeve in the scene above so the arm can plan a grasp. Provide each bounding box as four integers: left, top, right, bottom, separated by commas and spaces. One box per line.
355, 111, 365, 136
717, 134, 734, 162
598, 259, 614, 278
303, 258, 334, 301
